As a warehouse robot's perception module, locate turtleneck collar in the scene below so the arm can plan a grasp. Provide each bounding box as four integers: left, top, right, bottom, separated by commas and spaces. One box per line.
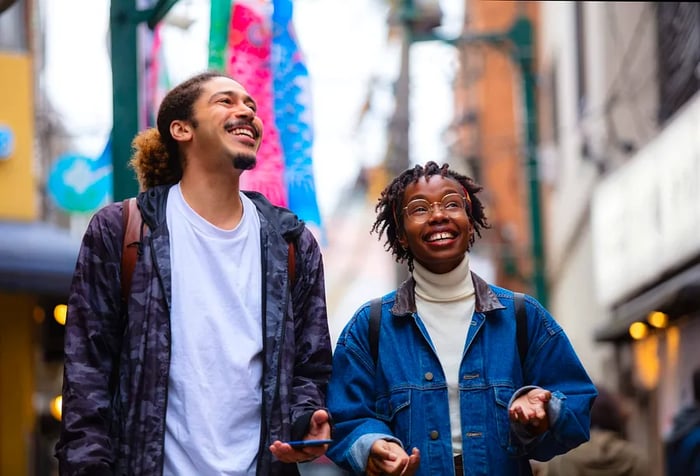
413, 255, 475, 302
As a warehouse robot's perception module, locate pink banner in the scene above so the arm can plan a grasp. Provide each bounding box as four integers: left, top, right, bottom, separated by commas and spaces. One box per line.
227, 1, 288, 207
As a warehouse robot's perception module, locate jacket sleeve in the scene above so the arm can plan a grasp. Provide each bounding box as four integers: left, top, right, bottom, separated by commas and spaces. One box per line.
55, 204, 123, 475
325, 304, 400, 474
518, 295, 598, 461
288, 228, 333, 438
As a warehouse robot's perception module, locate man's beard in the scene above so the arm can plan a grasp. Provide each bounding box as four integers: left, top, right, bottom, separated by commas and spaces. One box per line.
232, 152, 257, 171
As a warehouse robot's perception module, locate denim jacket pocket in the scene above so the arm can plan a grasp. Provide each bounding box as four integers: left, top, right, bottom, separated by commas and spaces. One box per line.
375, 389, 411, 439
493, 385, 516, 451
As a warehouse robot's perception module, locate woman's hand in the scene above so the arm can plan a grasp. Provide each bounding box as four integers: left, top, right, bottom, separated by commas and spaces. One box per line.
366, 439, 420, 476
509, 388, 552, 436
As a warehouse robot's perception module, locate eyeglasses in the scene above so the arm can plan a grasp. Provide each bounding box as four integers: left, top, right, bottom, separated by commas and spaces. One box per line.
402, 193, 468, 224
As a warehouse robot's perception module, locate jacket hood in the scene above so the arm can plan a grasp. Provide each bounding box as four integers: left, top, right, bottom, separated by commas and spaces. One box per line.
135, 185, 305, 242
556, 429, 644, 474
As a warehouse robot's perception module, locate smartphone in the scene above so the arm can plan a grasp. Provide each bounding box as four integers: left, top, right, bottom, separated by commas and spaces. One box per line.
285, 439, 333, 449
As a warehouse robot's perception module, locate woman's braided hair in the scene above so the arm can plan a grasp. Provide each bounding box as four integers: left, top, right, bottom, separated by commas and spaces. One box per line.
371, 161, 489, 270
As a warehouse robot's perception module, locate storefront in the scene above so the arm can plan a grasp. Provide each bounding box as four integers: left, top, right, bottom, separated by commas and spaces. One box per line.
0, 220, 78, 475
591, 93, 700, 473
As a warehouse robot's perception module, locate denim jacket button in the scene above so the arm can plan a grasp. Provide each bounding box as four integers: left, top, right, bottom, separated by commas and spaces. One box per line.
429, 430, 439, 440
424, 372, 434, 381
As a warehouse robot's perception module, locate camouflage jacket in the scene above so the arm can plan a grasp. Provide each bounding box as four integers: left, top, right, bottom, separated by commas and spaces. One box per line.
55, 185, 332, 476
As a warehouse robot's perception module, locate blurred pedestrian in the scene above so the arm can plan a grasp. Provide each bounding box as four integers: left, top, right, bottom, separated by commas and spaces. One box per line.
325, 161, 597, 475
665, 367, 700, 476
539, 385, 648, 476
55, 71, 332, 475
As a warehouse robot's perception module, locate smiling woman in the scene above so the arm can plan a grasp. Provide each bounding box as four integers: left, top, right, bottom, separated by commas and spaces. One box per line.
325, 161, 597, 476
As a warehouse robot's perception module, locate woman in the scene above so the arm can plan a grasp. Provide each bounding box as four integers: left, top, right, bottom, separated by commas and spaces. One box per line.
326, 161, 597, 476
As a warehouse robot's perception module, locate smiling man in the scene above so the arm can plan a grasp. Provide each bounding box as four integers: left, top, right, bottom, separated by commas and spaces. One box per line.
55, 71, 333, 476
326, 161, 596, 476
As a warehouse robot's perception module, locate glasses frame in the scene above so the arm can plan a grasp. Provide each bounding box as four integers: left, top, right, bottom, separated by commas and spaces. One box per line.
402, 192, 468, 224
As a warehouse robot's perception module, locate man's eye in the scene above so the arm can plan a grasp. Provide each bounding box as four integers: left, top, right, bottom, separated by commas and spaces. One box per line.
219, 98, 233, 104
444, 200, 461, 209
247, 103, 257, 112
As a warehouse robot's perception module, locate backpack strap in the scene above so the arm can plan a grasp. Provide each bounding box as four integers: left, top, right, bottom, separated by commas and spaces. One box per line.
288, 241, 296, 287
369, 297, 383, 364
121, 198, 144, 304
514, 292, 528, 365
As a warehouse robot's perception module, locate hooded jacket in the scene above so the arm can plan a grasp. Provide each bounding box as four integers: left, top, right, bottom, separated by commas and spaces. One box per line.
55, 185, 332, 475
544, 429, 648, 476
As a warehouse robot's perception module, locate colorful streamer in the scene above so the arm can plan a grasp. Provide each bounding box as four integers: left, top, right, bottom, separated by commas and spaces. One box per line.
227, 0, 288, 208
272, 0, 322, 232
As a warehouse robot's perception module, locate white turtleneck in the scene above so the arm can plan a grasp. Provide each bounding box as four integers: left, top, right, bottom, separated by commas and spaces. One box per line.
413, 255, 475, 454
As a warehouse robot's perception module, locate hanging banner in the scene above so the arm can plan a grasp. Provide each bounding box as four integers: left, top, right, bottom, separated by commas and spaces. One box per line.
227, 0, 288, 207
272, 0, 322, 233
144, 23, 171, 127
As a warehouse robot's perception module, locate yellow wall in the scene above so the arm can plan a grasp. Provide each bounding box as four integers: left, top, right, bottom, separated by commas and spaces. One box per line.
0, 53, 36, 220
0, 294, 35, 475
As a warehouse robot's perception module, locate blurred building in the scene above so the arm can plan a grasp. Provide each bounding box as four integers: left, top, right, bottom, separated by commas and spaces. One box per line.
447, 0, 539, 296
536, 2, 700, 475
0, 0, 78, 474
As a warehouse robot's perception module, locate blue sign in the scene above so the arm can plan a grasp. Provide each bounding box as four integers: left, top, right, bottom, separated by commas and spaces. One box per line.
0, 125, 14, 159
47, 139, 113, 213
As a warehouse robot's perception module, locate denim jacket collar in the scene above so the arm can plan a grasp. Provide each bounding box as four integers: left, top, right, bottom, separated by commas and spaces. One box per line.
391, 271, 506, 316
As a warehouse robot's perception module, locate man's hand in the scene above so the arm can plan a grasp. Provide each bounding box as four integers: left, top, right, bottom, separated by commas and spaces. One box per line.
366, 439, 420, 476
269, 409, 332, 463
509, 388, 552, 436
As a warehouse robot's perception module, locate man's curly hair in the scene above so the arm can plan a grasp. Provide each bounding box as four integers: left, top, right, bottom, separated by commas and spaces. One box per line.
371, 161, 489, 270
130, 70, 230, 190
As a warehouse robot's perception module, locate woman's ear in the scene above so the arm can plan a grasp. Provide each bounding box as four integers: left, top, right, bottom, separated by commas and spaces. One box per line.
398, 234, 408, 251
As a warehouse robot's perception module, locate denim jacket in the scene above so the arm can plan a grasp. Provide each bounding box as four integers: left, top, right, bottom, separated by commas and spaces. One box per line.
327, 273, 596, 476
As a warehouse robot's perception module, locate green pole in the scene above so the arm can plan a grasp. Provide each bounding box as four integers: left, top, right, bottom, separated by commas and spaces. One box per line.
110, 0, 182, 202
110, 0, 141, 201
208, 0, 231, 71
508, 16, 548, 307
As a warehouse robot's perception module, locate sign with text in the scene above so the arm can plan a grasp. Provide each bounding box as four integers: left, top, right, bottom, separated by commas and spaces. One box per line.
591, 95, 700, 307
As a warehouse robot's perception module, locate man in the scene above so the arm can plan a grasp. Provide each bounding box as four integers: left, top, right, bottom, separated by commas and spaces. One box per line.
665, 367, 700, 476
55, 71, 333, 475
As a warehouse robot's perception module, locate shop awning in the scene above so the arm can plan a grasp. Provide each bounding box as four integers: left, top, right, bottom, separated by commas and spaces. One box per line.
0, 221, 80, 296
594, 262, 700, 342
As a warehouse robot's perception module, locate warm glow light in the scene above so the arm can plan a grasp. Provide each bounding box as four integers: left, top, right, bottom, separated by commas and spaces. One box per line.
647, 311, 669, 329
50, 395, 62, 421
53, 304, 67, 325
629, 322, 648, 340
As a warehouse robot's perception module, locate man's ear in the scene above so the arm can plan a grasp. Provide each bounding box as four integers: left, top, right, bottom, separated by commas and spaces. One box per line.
170, 120, 193, 143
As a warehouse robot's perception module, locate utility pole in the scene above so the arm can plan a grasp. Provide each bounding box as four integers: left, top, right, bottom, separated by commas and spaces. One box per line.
110, 0, 181, 201
408, 6, 548, 307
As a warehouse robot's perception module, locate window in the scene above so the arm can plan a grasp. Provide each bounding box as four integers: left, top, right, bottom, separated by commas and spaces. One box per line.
656, 3, 700, 123
0, 0, 28, 52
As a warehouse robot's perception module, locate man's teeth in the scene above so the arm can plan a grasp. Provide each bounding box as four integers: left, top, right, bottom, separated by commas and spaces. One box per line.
426, 232, 454, 242
231, 128, 254, 138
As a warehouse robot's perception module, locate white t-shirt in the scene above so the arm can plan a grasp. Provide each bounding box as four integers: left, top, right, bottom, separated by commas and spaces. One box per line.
163, 184, 263, 475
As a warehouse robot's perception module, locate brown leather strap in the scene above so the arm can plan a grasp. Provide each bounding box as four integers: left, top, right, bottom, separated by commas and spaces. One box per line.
288, 241, 296, 287
121, 198, 142, 303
